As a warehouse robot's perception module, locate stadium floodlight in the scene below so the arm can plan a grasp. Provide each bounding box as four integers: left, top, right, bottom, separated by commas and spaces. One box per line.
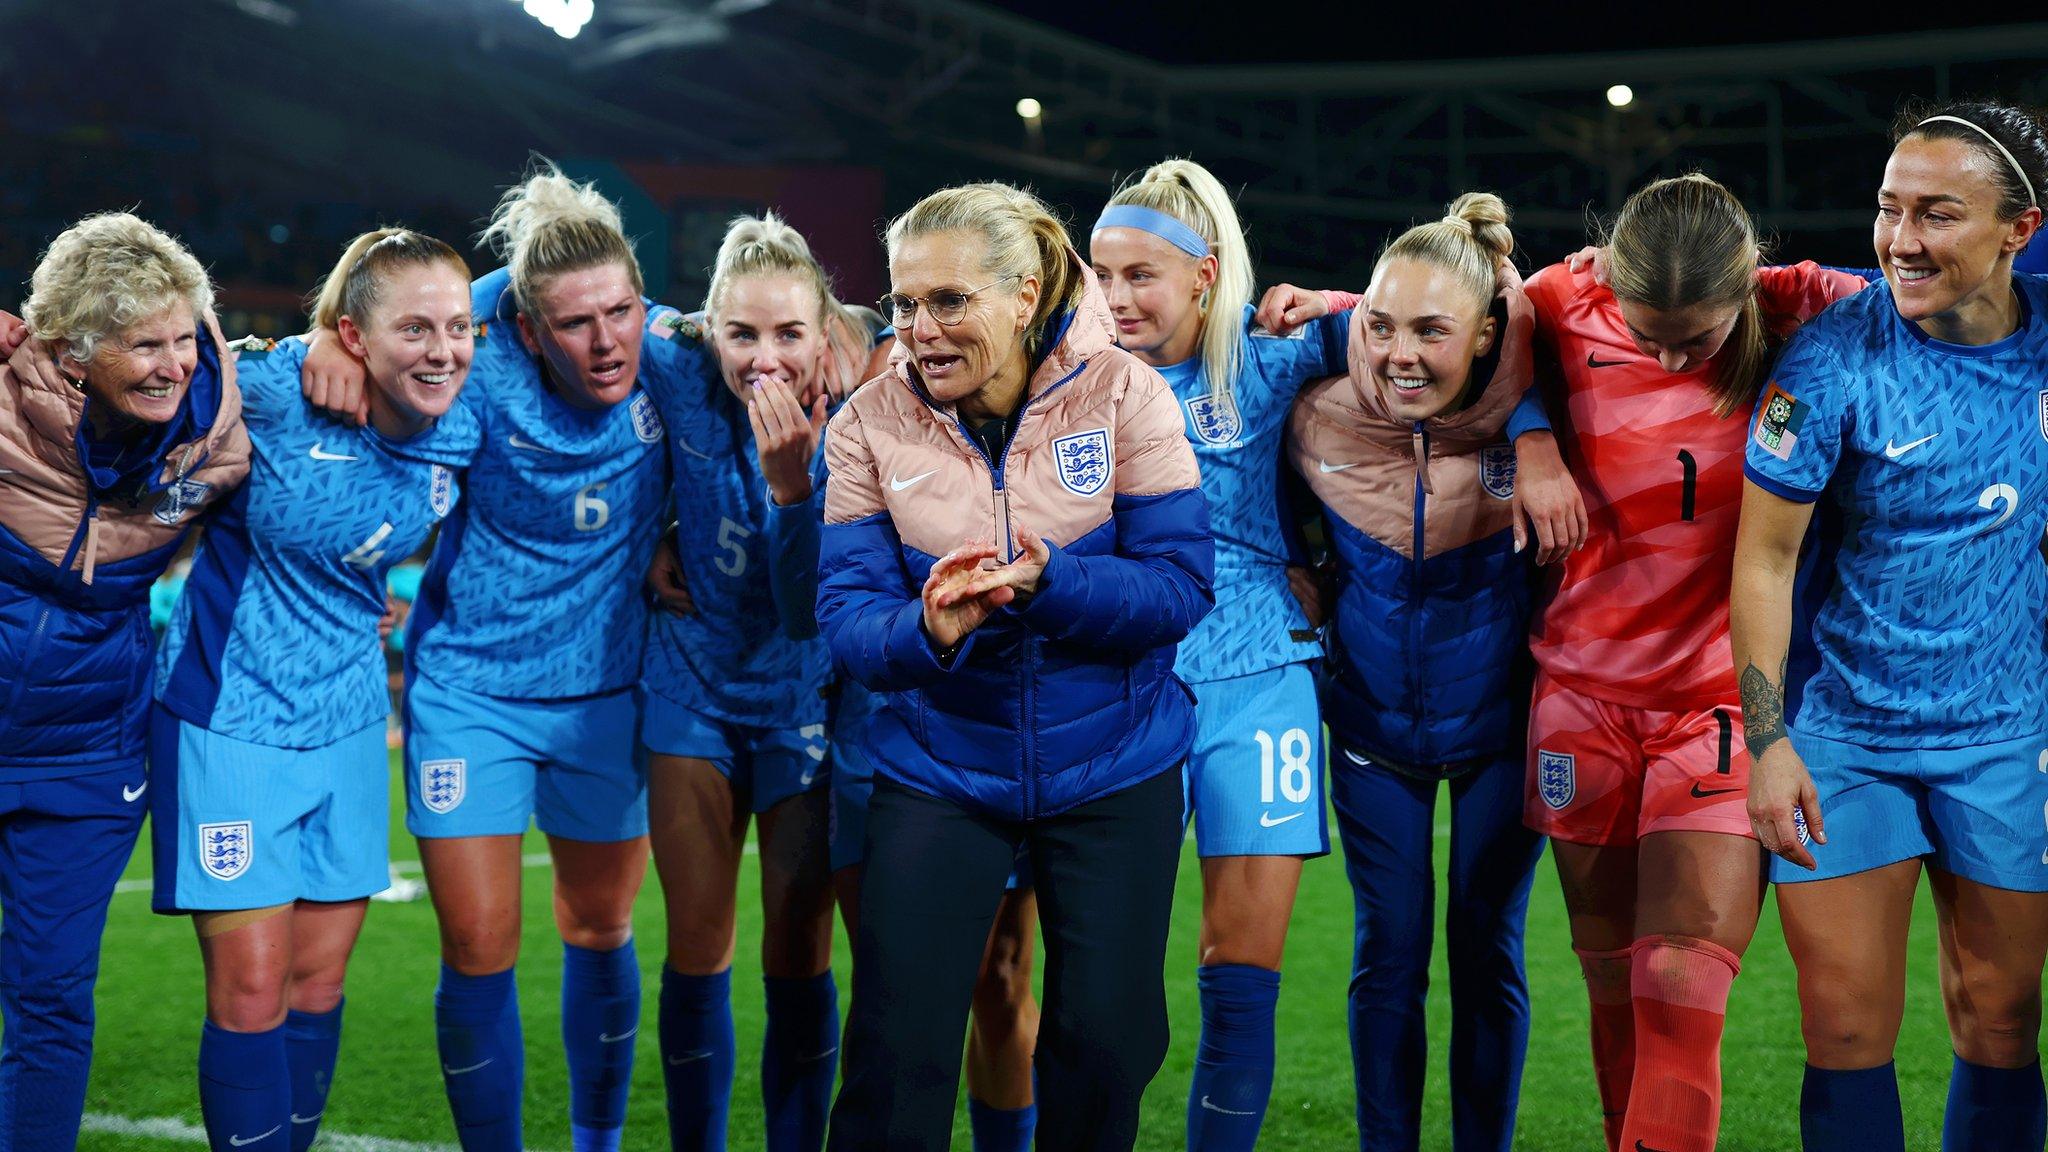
1606, 84, 1635, 109
516, 0, 595, 39
1016, 97, 1043, 121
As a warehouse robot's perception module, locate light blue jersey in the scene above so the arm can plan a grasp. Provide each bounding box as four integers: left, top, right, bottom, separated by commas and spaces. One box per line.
1166, 305, 1349, 683
640, 371, 829, 730
1745, 275, 2048, 749
156, 337, 479, 747
405, 271, 697, 699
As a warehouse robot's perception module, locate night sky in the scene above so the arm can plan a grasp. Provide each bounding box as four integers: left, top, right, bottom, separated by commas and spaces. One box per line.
980, 4, 2027, 65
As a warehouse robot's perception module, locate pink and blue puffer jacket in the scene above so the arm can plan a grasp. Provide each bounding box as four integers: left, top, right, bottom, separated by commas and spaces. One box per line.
0, 333, 248, 778
1287, 268, 1537, 773
818, 249, 1214, 819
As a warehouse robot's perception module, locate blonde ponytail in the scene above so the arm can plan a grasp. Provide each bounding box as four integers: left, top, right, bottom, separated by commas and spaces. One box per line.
480, 159, 642, 316
309, 227, 469, 329
886, 182, 1081, 365
1101, 158, 1255, 405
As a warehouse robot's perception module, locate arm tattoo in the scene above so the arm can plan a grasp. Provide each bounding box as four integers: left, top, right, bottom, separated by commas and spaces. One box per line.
1740, 656, 1789, 759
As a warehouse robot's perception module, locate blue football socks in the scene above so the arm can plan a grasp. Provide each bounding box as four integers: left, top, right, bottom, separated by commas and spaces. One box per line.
435, 964, 524, 1151
283, 1001, 343, 1152
199, 1020, 290, 1152
1186, 964, 1281, 1152
968, 1094, 1038, 1152
762, 971, 839, 1152
1800, 1062, 1905, 1152
1943, 1056, 2046, 1152
563, 941, 641, 1152
660, 966, 736, 1152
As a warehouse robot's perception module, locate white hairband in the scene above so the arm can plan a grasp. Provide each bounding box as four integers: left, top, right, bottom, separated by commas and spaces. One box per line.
1918, 115, 2039, 208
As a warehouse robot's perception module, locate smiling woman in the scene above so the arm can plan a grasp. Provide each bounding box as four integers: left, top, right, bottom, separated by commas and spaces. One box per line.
1284, 192, 1549, 1152
1732, 98, 2048, 1152
0, 211, 249, 1152
146, 226, 481, 1152
821, 180, 1213, 1152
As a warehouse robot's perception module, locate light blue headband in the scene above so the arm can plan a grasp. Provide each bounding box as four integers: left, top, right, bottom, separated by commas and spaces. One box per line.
1092, 204, 1211, 259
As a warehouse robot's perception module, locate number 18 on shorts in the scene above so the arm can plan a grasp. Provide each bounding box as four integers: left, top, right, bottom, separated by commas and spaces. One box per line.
1184, 664, 1331, 858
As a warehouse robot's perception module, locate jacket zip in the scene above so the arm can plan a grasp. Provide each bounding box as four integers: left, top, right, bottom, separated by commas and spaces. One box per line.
923, 361, 1089, 822
1408, 423, 1428, 764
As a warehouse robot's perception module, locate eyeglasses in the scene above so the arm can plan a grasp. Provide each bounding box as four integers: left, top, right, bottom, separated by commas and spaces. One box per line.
878, 275, 1020, 328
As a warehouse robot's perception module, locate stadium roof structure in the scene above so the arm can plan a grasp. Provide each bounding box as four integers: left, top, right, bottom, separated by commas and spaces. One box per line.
32, 1, 2048, 276
537, 1, 2048, 269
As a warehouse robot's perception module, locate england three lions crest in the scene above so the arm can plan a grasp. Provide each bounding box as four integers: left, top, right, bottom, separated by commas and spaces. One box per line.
1536, 750, 1575, 810
1480, 446, 1517, 499
631, 393, 665, 444
2037, 389, 2048, 442
154, 478, 213, 525
1184, 393, 1241, 446
1052, 428, 1112, 497
429, 465, 456, 518
198, 820, 252, 881
421, 758, 466, 815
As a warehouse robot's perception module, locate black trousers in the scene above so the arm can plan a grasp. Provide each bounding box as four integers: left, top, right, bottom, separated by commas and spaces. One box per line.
826, 767, 1185, 1152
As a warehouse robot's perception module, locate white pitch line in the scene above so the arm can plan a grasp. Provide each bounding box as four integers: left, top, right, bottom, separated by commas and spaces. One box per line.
81, 1110, 564, 1152
113, 843, 755, 895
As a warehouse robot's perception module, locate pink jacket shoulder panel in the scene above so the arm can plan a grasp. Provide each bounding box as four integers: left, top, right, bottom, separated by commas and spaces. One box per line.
0, 342, 249, 581
1289, 270, 1536, 560
825, 249, 1199, 561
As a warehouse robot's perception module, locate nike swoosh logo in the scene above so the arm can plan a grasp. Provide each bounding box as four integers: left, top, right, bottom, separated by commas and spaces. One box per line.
1636, 1142, 1676, 1152
600, 1027, 637, 1043
1690, 782, 1741, 798
799, 1046, 839, 1063
667, 1049, 715, 1066
1587, 352, 1631, 368
1260, 811, 1305, 828
229, 1126, 282, 1147
123, 782, 147, 802
1200, 1095, 1258, 1116
673, 436, 713, 460
1883, 432, 1939, 459
1341, 748, 1370, 766
308, 442, 358, 462
443, 1059, 493, 1075
507, 434, 554, 453
290, 1112, 323, 1125
889, 468, 939, 492
1317, 459, 1359, 474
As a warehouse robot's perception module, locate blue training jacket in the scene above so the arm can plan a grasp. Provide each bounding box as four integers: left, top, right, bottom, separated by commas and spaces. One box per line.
818, 259, 1213, 819
0, 332, 249, 778
1286, 283, 1538, 771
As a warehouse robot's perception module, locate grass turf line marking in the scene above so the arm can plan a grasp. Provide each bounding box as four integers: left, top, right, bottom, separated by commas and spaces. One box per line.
82, 1111, 563, 1152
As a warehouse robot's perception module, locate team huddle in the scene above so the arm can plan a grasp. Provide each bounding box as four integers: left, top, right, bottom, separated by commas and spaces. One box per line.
0, 93, 2044, 1152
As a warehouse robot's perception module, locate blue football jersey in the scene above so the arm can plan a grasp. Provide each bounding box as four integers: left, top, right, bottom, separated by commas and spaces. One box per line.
157, 337, 479, 747
405, 272, 692, 699
640, 368, 830, 730
1745, 274, 2048, 748
1168, 305, 1350, 683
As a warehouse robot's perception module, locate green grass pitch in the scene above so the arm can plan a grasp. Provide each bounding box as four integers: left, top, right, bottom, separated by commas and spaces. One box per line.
73, 754, 1998, 1150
